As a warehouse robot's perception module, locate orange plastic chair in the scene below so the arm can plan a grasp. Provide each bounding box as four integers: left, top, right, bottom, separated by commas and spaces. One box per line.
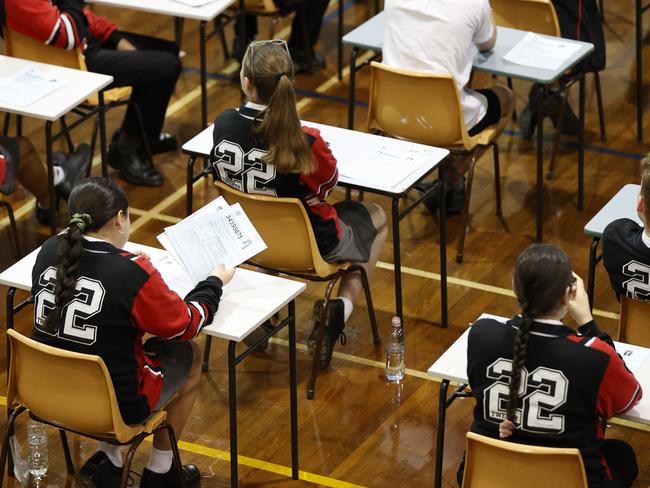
617, 296, 650, 347
0, 329, 185, 488
209, 180, 380, 399
367, 61, 502, 263
461, 432, 588, 488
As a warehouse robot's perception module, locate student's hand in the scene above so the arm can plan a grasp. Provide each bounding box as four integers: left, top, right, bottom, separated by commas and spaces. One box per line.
117, 38, 137, 51
499, 419, 515, 439
305, 195, 321, 207
132, 249, 150, 260
210, 264, 235, 285
567, 272, 593, 327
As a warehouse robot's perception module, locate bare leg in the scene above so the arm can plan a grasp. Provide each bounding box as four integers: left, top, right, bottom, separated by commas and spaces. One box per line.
15, 137, 49, 207
153, 341, 202, 450
489, 84, 515, 133
337, 202, 388, 304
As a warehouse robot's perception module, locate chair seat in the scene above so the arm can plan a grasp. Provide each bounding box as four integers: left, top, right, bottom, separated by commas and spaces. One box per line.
87, 86, 133, 107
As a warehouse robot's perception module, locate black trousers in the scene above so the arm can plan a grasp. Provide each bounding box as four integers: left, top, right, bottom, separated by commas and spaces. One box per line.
235, 0, 329, 54
85, 32, 182, 144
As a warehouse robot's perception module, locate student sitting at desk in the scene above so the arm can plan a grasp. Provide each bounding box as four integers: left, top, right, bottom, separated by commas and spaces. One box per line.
383, 0, 514, 213
210, 40, 388, 368
464, 244, 641, 487
0, 135, 90, 225
603, 155, 650, 302
3, 0, 182, 187
31, 177, 235, 488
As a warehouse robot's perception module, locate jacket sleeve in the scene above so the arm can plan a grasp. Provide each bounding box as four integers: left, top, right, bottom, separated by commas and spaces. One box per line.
83, 7, 118, 45
5, 0, 87, 50
130, 256, 223, 340
299, 126, 338, 200
585, 336, 643, 418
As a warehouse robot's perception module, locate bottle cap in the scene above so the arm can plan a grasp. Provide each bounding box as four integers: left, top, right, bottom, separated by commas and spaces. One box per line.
391, 316, 401, 328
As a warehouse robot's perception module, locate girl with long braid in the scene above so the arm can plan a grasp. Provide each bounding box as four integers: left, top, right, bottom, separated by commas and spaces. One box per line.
31, 177, 234, 488
464, 244, 642, 488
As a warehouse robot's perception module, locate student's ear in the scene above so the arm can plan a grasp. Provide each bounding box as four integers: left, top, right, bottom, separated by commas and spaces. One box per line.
637, 194, 647, 226
114, 210, 129, 234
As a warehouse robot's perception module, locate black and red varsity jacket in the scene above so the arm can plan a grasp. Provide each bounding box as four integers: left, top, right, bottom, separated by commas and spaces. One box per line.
467, 316, 642, 487
31, 235, 223, 425
2, 0, 119, 52
211, 102, 341, 257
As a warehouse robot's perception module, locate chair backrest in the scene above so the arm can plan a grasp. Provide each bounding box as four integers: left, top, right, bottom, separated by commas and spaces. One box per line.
6, 329, 135, 443
462, 432, 588, 488
367, 61, 470, 148
491, 0, 561, 36
3, 27, 86, 70
617, 296, 650, 347
214, 180, 339, 276
244, 0, 277, 13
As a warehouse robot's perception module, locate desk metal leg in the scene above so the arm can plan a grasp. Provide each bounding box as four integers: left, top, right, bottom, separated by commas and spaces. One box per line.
199, 21, 208, 129
6, 287, 15, 375
227, 341, 238, 488
348, 47, 359, 130
434, 380, 450, 488
438, 164, 448, 328
98, 91, 108, 177
391, 197, 403, 322
288, 300, 299, 479
535, 85, 545, 242
587, 237, 600, 309
174, 17, 185, 47
637, 0, 643, 143
186, 156, 197, 216
338, 0, 344, 81
45, 121, 56, 235
578, 64, 586, 211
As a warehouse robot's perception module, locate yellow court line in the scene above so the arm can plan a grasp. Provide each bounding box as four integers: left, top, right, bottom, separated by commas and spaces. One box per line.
128, 207, 181, 225
376, 261, 620, 321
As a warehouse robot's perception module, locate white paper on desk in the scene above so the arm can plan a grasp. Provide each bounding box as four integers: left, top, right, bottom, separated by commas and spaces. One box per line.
614, 341, 650, 374
503, 32, 582, 71
167, 0, 219, 6
339, 143, 439, 189
0, 67, 72, 107
150, 254, 195, 298
162, 202, 266, 284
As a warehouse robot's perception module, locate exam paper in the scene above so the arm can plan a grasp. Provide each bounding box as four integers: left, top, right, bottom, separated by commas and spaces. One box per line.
503, 32, 582, 71
150, 254, 195, 298
614, 341, 650, 374
0, 67, 72, 107
339, 143, 439, 189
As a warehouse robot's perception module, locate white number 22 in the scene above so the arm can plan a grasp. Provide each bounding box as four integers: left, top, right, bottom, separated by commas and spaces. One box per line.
34, 267, 105, 345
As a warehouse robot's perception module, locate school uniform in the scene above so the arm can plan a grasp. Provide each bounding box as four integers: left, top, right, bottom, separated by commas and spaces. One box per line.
466, 315, 642, 487
383, 0, 500, 134
210, 102, 376, 262
552, 0, 605, 72
2, 0, 181, 147
602, 218, 650, 301
31, 235, 223, 425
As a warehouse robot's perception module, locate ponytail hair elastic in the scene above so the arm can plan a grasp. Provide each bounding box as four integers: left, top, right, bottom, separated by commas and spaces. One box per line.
275, 71, 289, 80
69, 213, 92, 232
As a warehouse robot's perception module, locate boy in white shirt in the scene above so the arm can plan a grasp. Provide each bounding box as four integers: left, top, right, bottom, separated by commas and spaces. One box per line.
383, 0, 513, 212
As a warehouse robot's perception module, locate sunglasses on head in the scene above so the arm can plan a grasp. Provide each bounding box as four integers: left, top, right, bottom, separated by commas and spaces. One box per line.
246, 39, 291, 80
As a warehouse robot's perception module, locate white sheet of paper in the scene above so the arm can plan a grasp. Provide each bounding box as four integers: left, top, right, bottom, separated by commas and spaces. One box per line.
161, 201, 266, 283
614, 341, 650, 374
167, 0, 219, 6
503, 32, 582, 71
0, 67, 72, 107
338, 143, 440, 189
150, 254, 195, 298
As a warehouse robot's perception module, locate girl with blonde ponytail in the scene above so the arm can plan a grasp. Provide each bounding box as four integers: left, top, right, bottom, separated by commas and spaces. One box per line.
461, 244, 642, 488
211, 40, 387, 367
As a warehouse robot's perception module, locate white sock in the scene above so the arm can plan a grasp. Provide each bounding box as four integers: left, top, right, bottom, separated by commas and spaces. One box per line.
147, 447, 173, 474
53, 166, 65, 187
97, 441, 123, 467
338, 296, 353, 323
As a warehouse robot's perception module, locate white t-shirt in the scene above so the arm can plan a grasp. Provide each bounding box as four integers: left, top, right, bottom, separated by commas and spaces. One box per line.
383, 0, 495, 130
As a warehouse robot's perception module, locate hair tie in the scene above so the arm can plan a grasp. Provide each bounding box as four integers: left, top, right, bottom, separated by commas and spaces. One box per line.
69, 213, 92, 232
275, 71, 288, 80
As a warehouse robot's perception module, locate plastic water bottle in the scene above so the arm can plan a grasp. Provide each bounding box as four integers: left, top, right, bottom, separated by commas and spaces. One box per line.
385, 316, 405, 382
27, 420, 48, 479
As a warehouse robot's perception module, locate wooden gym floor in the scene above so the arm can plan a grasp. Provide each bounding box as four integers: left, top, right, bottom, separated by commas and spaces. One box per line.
0, 0, 649, 486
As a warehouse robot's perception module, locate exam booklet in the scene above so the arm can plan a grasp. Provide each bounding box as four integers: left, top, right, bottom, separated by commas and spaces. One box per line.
0, 67, 72, 107
502, 31, 582, 71
157, 197, 266, 284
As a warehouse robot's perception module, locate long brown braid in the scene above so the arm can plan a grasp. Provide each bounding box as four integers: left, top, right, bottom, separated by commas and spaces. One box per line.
505, 244, 574, 424
42, 177, 128, 334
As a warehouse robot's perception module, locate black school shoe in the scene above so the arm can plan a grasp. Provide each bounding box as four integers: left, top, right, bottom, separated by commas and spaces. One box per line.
108, 131, 163, 187
150, 132, 179, 155
292, 52, 326, 75
76, 451, 123, 488
307, 299, 346, 369
243, 320, 276, 352
543, 92, 579, 135
141, 463, 201, 488
416, 178, 465, 215
56, 143, 92, 201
